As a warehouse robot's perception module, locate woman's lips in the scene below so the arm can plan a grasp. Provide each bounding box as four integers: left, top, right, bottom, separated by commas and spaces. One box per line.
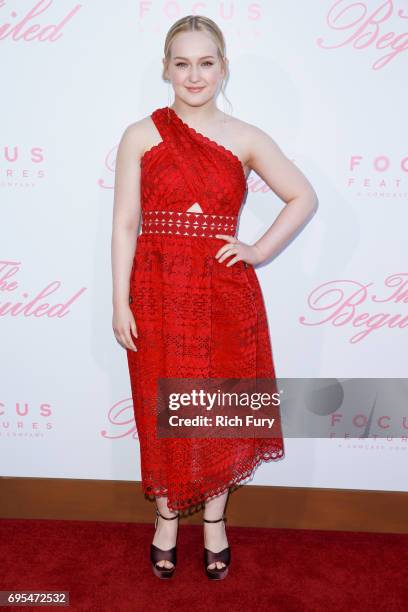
186, 87, 204, 93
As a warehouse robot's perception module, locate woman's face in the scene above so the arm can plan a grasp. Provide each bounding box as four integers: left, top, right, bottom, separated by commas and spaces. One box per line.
164, 31, 226, 107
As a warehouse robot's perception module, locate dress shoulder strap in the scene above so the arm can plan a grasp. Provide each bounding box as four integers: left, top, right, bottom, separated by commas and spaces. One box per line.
150, 107, 172, 141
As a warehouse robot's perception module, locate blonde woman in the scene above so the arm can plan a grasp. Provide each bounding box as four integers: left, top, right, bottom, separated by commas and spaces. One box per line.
112, 15, 317, 580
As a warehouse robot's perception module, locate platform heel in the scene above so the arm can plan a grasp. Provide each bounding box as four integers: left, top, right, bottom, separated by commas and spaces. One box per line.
203, 513, 231, 580
150, 508, 179, 579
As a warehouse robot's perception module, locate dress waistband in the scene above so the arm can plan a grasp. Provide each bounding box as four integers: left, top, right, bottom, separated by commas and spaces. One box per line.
141, 210, 238, 238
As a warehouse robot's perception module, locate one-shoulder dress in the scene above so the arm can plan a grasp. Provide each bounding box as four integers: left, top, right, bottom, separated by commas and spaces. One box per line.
126, 106, 284, 512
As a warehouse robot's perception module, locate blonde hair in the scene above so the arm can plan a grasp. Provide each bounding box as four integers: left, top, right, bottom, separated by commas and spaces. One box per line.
162, 15, 232, 114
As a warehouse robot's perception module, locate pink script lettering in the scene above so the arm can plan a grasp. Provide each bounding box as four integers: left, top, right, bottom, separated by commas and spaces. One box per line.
0, 0, 82, 42
299, 273, 408, 343
101, 398, 138, 440
316, 0, 408, 70
0, 260, 87, 317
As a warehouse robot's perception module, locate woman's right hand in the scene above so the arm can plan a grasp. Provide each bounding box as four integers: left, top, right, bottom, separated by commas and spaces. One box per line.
112, 303, 138, 352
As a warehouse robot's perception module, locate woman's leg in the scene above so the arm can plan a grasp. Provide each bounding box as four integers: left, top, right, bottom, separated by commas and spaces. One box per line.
152, 496, 179, 569
203, 490, 229, 570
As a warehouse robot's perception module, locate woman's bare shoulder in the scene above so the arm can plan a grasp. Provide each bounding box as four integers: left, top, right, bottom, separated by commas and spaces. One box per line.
118, 115, 155, 153
228, 114, 279, 145
223, 113, 281, 167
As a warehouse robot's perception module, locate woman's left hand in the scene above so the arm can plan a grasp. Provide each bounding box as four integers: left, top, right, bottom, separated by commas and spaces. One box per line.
214, 234, 264, 267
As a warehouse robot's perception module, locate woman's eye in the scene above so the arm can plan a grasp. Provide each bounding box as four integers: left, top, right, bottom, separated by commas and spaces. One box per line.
175, 62, 214, 68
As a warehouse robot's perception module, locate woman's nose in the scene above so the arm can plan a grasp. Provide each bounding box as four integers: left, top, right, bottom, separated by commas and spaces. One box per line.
188, 66, 200, 82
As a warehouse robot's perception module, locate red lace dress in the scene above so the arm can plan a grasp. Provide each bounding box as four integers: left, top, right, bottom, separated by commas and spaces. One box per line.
126, 106, 284, 512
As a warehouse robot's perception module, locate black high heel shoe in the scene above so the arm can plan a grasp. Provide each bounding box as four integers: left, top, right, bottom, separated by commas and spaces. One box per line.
203, 513, 231, 580
150, 508, 179, 579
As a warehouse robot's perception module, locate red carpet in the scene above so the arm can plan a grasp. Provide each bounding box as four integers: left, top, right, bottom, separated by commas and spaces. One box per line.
0, 518, 407, 611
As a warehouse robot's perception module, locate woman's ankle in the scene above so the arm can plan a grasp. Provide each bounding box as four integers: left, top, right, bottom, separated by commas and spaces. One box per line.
203, 519, 228, 551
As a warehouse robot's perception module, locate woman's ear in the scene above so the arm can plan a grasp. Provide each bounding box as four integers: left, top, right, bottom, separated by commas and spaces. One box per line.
221, 57, 228, 79
162, 57, 168, 81
222, 57, 229, 79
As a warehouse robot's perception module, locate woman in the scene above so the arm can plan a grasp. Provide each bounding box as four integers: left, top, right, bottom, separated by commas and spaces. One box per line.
111, 15, 317, 580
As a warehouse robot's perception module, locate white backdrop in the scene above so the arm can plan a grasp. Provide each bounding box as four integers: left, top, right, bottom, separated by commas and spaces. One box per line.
1, 0, 407, 492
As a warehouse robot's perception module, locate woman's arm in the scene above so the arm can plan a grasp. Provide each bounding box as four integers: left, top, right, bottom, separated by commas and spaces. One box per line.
111, 122, 144, 351
248, 125, 318, 263
216, 124, 318, 267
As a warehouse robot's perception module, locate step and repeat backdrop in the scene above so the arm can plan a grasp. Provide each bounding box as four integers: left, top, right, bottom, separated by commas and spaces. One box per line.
1, 1, 407, 492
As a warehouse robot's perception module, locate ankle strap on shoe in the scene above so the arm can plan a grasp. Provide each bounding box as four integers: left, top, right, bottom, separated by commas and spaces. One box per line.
156, 509, 179, 520
203, 513, 226, 523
